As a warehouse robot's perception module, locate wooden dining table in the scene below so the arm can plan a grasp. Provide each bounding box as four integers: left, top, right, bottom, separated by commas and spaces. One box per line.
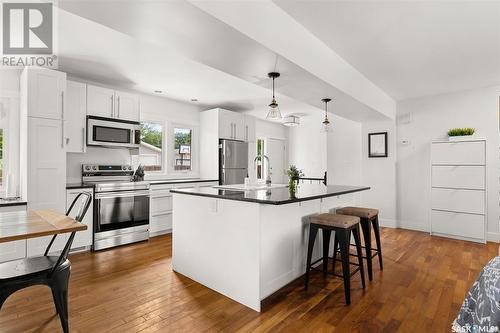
0, 209, 87, 244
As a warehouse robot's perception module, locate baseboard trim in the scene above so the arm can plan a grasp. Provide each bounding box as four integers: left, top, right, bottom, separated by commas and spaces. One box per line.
150, 229, 172, 238
487, 232, 500, 243
379, 218, 397, 228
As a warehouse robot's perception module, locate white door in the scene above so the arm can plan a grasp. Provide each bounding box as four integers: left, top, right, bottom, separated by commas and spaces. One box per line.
24, 68, 66, 120
218, 109, 234, 139
66, 81, 87, 153
67, 189, 93, 249
27, 117, 67, 256
232, 113, 245, 141
115, 91, 140, 121
266, 138, 287, 184
87, 85, 115, 118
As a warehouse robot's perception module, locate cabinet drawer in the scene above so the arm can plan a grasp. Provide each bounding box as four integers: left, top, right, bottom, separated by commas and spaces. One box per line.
150, 212, 172, 233
432, 165, 485, 189
151, 195, 173, 215
431, 141, 485, 165
431, 210, 485, 241
431, 188, 485, 214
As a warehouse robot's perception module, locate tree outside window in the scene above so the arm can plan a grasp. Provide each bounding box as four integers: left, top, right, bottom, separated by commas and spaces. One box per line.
139, 122, 163, 172
174, 128, 192, 171
256, 139, 264, 180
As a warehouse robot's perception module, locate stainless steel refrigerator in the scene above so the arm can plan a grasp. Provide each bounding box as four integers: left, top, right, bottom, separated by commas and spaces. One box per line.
219, 139, 248, 185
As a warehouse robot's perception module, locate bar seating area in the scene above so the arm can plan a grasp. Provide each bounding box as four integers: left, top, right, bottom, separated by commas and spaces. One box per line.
305, 206, 384, 305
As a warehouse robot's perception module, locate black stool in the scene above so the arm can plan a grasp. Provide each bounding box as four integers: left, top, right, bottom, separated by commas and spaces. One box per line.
305, 213, 365, 305
336, 207, 383, 281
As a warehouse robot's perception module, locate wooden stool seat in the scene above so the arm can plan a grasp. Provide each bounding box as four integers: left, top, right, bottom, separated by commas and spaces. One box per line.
336, 207, 379, 219
335, 206, 383, 281
311, 213, 360, 229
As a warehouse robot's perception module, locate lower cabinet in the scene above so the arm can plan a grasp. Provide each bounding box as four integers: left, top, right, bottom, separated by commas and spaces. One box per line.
0, 205, 28, 263
149, 181, 218, 236
66, 188, 94, 250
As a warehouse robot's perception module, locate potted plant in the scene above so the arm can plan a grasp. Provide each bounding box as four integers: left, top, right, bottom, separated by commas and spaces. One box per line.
447, 128, 475, 141
287, 165, 304, 198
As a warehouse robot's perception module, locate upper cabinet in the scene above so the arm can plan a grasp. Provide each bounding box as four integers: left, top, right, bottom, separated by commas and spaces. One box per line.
66, 80, 87, 153
218, 109, 250, 141
87, 85, 114, 118
87, 84, 140, 122
23, 67, 66, 120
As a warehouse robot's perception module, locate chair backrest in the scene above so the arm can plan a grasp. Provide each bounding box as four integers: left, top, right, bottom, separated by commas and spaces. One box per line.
46, 192, 92, 274
66, 192, 92, 222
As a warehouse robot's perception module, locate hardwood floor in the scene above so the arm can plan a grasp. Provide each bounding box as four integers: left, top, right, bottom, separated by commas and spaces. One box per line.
0, 227, 497, 333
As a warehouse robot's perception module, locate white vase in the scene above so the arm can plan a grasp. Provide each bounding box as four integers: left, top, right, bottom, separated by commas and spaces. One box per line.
448, 135, 475, 142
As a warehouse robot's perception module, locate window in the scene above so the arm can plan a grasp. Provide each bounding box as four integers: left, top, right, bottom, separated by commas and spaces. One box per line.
256, 138, 264, 180
139, 122, 163, 172
174, 128, 192, 171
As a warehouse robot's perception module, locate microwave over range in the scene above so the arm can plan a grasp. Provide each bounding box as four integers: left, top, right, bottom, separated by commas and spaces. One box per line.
87, 116, 141, 149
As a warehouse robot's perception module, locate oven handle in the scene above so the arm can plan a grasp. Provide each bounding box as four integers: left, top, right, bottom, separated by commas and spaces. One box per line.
95, 190, 150, 200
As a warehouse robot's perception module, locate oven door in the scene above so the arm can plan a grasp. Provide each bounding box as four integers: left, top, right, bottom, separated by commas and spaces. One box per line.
94, 190, 150, 233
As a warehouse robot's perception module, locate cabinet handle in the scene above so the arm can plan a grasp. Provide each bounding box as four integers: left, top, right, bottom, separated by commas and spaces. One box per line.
246, 125, 248, 141
117, 96, 120, 119
82, 127, 85, 152
61, 91, 65, 148
111, 95, 114, 118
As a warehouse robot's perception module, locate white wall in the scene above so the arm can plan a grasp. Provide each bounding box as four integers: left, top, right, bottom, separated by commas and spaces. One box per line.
361, 120, 397, 227
396, 85, 500, 240
288, 113, 327, 179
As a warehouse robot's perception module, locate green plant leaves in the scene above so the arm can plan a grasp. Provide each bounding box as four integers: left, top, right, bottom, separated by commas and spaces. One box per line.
447, 128, 475, 137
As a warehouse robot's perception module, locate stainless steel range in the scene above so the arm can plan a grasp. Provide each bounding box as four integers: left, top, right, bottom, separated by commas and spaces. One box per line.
82, 164, 150, 251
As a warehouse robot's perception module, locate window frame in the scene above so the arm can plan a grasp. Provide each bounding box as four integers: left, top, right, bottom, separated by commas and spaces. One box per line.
139, 120, 165, 174
170, 123, 198, 176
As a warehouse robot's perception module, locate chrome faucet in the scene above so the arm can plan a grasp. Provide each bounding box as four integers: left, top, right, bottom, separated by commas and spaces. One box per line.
254, 154, 272, 185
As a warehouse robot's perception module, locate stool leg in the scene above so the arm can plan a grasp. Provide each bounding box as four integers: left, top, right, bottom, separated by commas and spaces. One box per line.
372, 215, 383, 271
337, 229, 351, 305
360, 218, 373, 281
322, 229, 332, 278
305, 224, 319, 290
332, 233, 339, 274
352, 225, 365, 289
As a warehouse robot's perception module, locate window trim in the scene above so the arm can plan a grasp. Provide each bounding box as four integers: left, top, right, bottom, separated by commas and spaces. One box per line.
139, 120, 165, 173
170, 123, 198, 176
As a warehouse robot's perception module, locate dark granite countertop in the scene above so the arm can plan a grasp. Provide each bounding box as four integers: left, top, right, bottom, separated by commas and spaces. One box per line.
66, 183, 95, 190
170, 184, 370, 205
149, 179, 218, 185
0, 198, 27, 207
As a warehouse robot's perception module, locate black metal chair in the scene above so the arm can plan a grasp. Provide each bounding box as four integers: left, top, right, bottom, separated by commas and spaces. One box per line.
0, 192, 92, 333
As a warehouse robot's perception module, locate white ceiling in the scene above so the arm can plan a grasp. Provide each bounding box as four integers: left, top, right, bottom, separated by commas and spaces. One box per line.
54, 0, 499, 123
275, 0, 500, 100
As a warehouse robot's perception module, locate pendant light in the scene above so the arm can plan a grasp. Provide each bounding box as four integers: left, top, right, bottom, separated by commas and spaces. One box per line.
321, 98, 332, 132
266, 72, 282, 120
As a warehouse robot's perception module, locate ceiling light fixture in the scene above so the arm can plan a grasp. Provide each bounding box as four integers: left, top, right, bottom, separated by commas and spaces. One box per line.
283, 115, 300, 127
321, 98, 332, 132
191, 98, 198, 102
154, 90, 162, 94
266, 72, 282, 120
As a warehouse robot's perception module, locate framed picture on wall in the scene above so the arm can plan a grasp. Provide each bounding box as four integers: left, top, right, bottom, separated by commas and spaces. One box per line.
368, 132, 388, 158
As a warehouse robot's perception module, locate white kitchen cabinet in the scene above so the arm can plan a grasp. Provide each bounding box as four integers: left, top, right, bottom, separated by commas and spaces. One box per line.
66, 80, 87, 153
115, 90, 140, 121
67, 188, 94, 250
22, 67, 66, 120
244, 115, 256, 143
218, 109, 245, 141
25, 117, 67, 257
87, 85, 115, 118
0, 205, 27, 263
87, 84, 140, 121
430, 139, 486, 243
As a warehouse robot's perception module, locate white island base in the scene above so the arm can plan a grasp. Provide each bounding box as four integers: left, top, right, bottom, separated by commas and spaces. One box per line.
172, 192, 358, 312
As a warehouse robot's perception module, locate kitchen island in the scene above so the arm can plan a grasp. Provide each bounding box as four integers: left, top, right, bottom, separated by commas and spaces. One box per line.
171, 184, 370, 311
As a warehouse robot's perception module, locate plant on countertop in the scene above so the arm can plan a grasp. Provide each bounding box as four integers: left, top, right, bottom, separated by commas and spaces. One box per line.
447, 128, 475, 137
287, 165, 304, 197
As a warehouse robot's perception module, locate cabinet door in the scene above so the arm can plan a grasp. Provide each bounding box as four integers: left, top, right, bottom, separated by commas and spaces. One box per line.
27, 118, 67, 257
244, 115, 256, 142
66, 81, 87, 153
0, 205, 27, 263
87, 85, 115, 118
67, 189, 93, 249
115, 91, 140, 121
233, 113, 245, 141
24, 68, 66, 120
218, 109, 234, 139
431, 141, 485, 165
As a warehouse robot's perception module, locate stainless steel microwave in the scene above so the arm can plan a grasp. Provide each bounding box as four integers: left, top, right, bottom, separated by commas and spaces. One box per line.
87, 116, 141, 149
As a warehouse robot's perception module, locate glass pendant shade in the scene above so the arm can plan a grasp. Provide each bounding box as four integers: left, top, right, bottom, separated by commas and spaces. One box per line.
321, 98, 332, 133
266, 73, 282, 120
